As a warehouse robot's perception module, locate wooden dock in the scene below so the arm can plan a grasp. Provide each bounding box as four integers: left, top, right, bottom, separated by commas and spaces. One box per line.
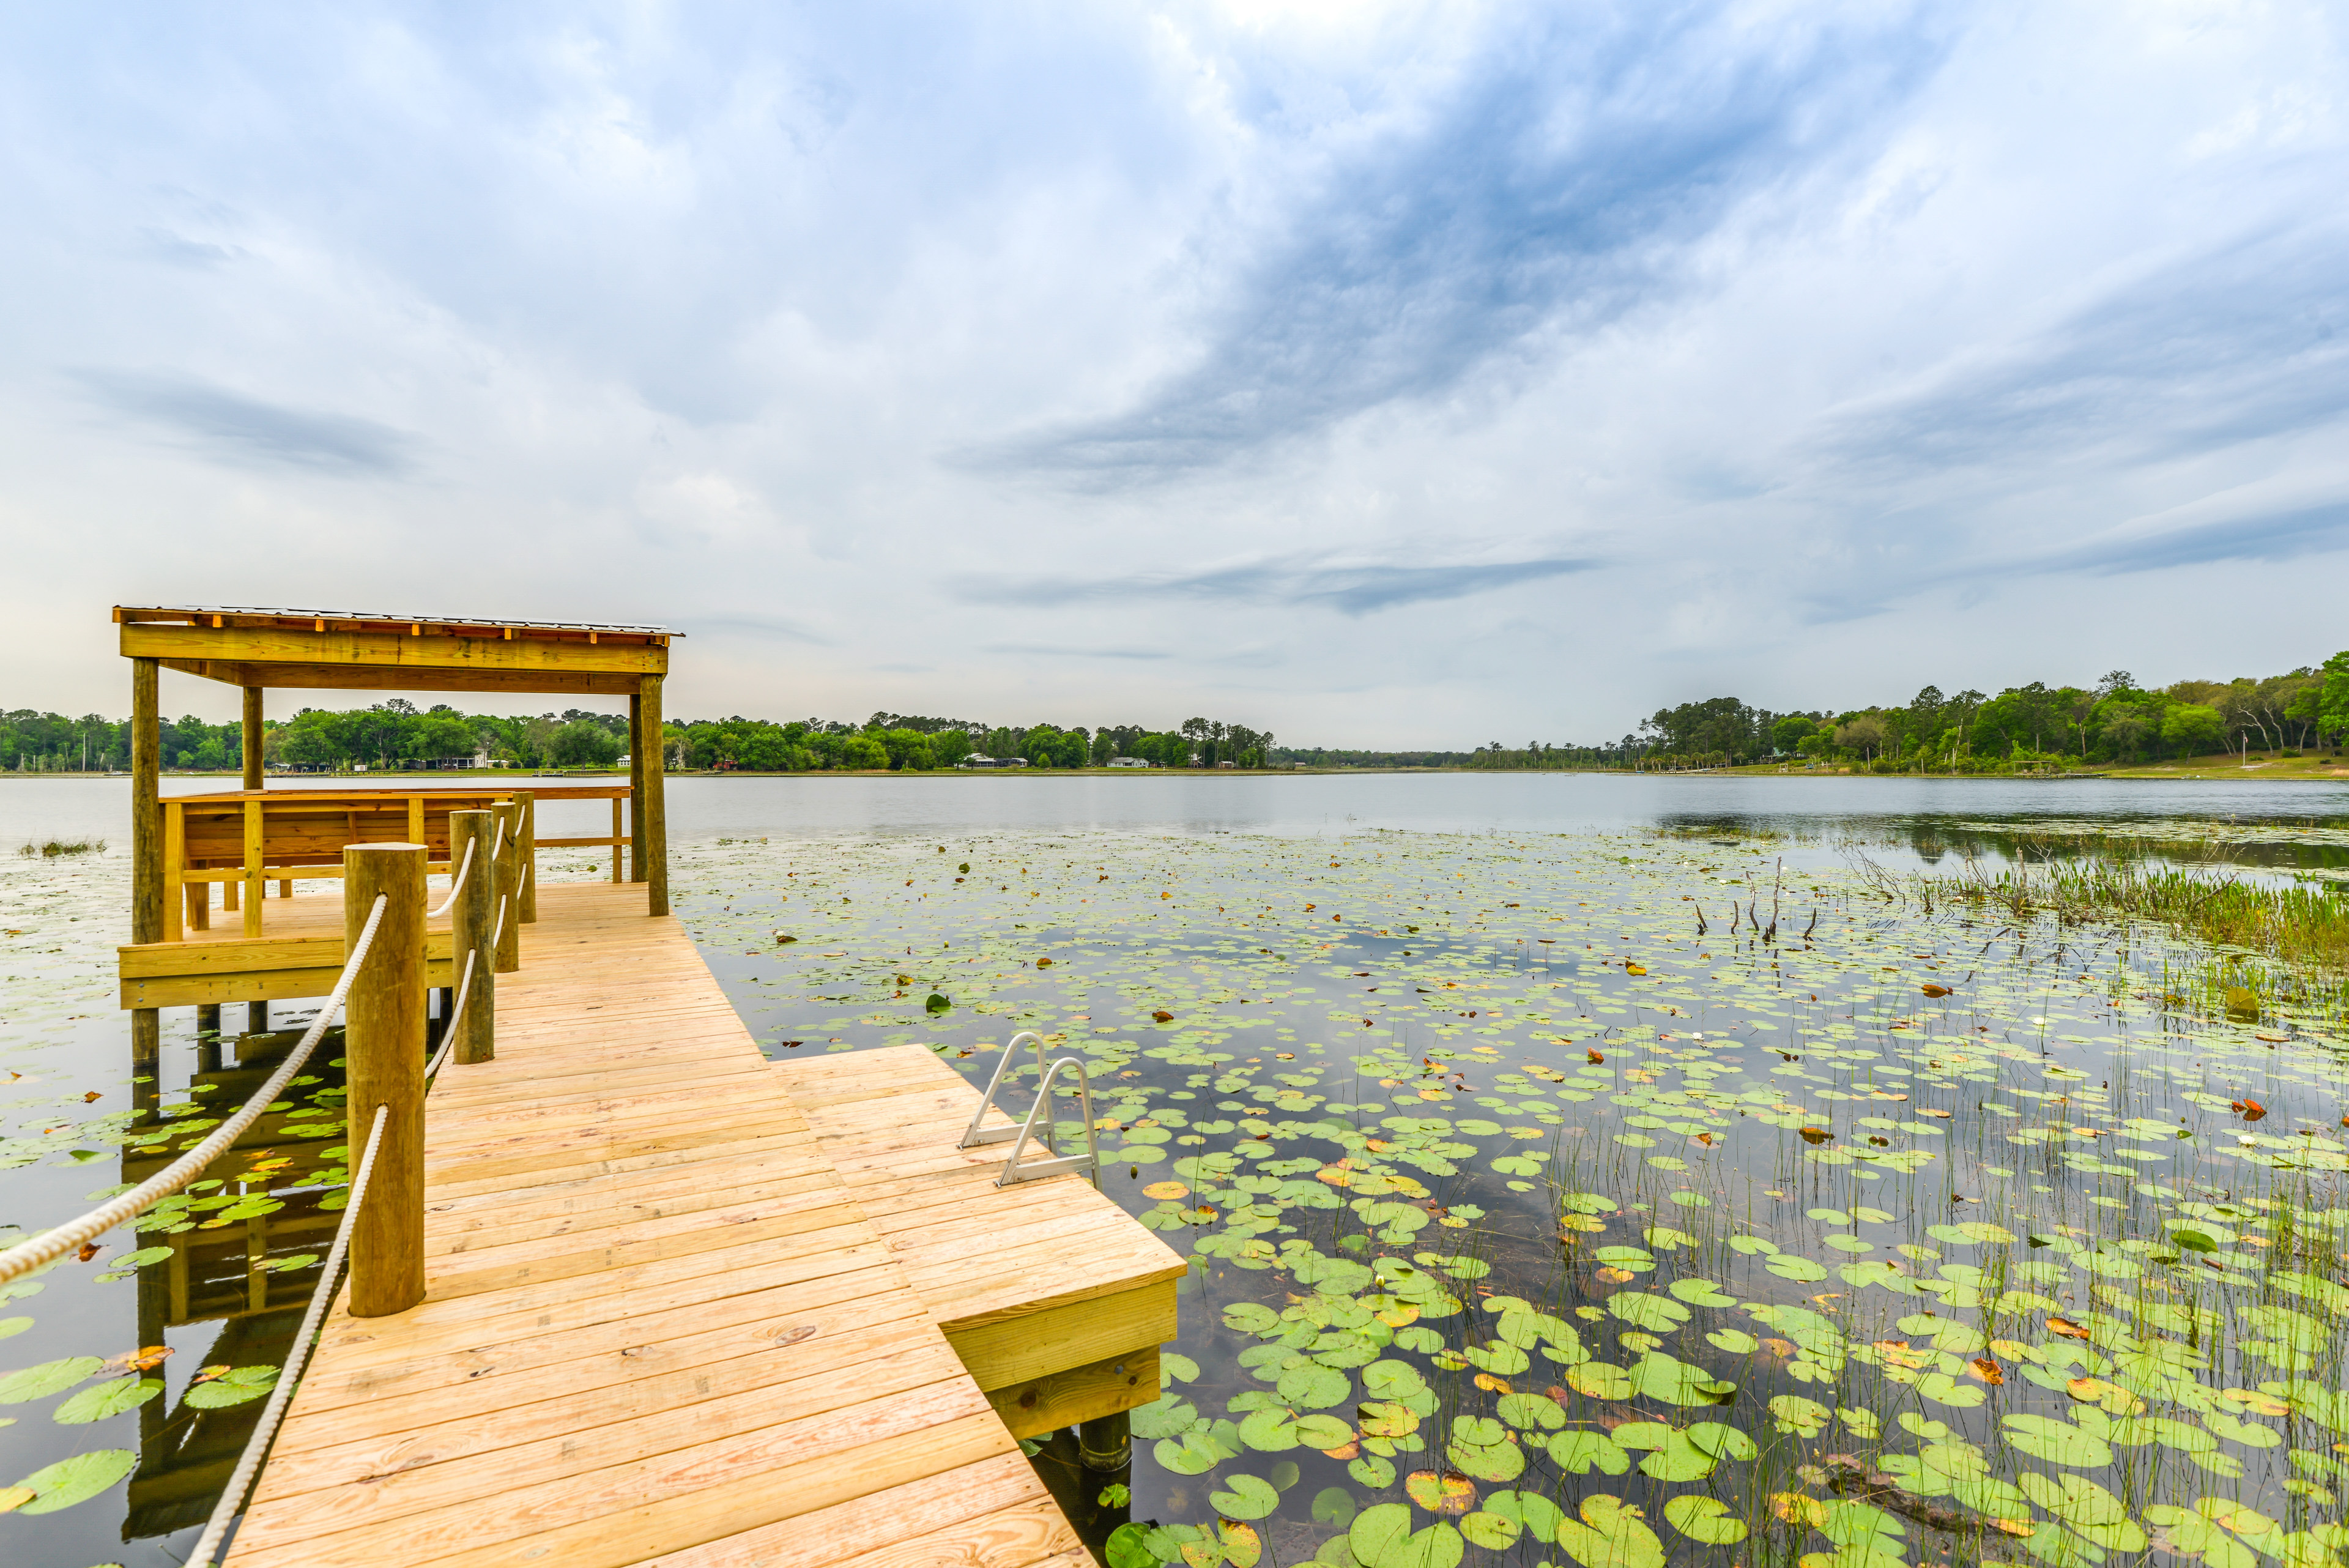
223, 882, 1173, 1567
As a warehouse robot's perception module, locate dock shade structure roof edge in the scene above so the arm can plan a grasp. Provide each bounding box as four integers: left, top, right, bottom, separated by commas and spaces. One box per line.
115, 603, 676, 1010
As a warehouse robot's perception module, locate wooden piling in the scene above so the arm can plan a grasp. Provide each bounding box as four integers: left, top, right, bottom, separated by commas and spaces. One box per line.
343, 842, 425, 1318
130, 656, 160, 1072
448, 809, 496, 1063
241, 685, 264, 792
640, 675, 668, 916
629, 691, 645, 883
516, 790, 536, 923
491, 802, 522, 974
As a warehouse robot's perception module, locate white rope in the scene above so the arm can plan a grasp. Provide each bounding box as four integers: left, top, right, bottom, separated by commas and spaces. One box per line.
182, 1102, 390, 1568
0, 894, 391, 1288
425, 949, 477, 1081
492, 815, 507, 860
426, 835, 476, 918
492, 893, 508, 949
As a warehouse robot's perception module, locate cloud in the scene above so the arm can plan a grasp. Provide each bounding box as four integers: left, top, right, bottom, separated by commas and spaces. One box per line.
685, 614, 833, 646
72, 371, 417, 476
1823, 221, 2349, 475
962, 551, 1597, 616
1984, 499, 2349, 579
998, 6, 1940, 477
985, 643, 1171, 660
135, 226, 242, 268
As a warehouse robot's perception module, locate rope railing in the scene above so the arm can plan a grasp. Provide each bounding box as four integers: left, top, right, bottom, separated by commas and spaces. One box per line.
425, 949, 476, 1082
493, 892, 508, 949
181, 1101, 392, 1568
426, 835, 476, 919
0, 894, 392, 1290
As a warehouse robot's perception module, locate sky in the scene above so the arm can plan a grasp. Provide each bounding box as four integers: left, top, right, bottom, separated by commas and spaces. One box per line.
2, 0, 2344, 748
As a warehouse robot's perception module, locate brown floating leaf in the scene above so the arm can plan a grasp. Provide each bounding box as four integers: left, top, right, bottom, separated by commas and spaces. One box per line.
75, 1242, 101, 1263
1921, 983, 1951, 997
1919, 1107, 1953, 1118
1587, 1049, 1605, 1065
2241, 1099, 2268, 1121
1867, 1135, 1890, 1146
1798, 1127, 1834, 1145
82, 1090, 103, 1103
1472, 1373, 1514, 1394
1151, 1010, 1174, 1022
1625, 962, 1647, 976
1035, 957, 1052, 968
2047, 1317, 2092, 1341
1969, 1356, 2005, 1386
1596, 1266, 1636, 1284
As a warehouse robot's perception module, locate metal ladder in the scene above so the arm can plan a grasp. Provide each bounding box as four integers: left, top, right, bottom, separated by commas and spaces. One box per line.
958, 1029, 1102, 1187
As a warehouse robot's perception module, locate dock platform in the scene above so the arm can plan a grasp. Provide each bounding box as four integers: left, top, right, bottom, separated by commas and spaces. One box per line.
223, 882, 1165, 1566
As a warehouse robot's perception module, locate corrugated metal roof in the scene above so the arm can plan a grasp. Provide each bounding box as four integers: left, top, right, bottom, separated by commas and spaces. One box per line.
116, 605, 681, 636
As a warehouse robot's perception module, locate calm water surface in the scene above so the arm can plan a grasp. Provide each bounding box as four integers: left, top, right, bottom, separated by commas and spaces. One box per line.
2, 774, 2347, 1566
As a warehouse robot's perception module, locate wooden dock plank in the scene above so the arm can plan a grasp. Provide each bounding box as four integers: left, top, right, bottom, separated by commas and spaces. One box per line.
225, 884, 1089, 1568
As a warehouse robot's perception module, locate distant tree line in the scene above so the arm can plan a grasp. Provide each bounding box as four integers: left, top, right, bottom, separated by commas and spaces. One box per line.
676, 713, 1272, 771
1614, 656, 2349, 771
0, 701, 1275, 773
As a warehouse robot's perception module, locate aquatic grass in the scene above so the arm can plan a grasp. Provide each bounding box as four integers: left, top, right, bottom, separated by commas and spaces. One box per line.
17, 836, 105, 857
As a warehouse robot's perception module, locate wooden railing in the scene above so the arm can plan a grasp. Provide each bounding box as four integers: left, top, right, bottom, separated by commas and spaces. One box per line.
158, 784, 631, 940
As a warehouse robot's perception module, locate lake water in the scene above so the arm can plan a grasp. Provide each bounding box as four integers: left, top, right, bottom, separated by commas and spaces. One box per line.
2, 774, 2347, 1566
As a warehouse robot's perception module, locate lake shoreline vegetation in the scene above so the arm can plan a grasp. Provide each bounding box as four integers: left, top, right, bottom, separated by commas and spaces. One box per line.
10, 650, 2349, 784
10, 653, 2349, 782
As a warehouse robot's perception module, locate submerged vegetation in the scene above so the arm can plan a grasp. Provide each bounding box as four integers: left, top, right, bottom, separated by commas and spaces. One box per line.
673, 825, 2349, 1567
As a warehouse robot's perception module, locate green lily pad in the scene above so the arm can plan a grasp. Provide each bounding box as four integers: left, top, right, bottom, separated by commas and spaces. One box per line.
1312, 1486, 1357, 1526
10, 1447, 134, 1514
2002, 1413, 2115, 1468
1209, 1473, 1280, 1521
1446, 1414, 1526, 1482
1348, 1503, 1464, 1568
1553, 1494, 1665, 1568
0, 1356, 102, 1404
1663, 1494, 1748, 1545
1483, 1489, 1565, 1544
51, 1377, 162, 1425
1606, 1292, 1691, 1333
1547, 1429, 1631, 1474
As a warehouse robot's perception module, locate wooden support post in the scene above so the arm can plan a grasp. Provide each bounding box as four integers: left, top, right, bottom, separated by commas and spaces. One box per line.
131, 656, 161, 1074
241, 686, 264, 792
343, 842, 425, 1318
640, 675, 668, 916
610, 795, 625, 883
1078, 1411, 1132, 1472
629, 693, 645, 883
162, 801, 185, 943
247, 999, 269, 1036
407, 794, 425, 849
242, 798, 264, 937
491, 802, 522, 974
448, 809, 496, 1063
222, 874, 239, 912
196, 1002, 220, 1041
516, 791, 537, 923
185, 869, 210, 931
132, 658, 161, 943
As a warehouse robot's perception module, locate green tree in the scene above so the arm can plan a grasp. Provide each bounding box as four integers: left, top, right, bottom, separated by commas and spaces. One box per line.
1770, 715, 1817, 753
548, 719, 622, 767
841, 734, 888, 769
2161, 704, 2225, 758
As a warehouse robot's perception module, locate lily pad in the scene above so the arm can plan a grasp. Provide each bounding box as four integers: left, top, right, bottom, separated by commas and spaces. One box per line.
1348, 1503, 1465, 1568
1209, 1473, 1280, 1522
9, 1447, 134, 1514
51, 1377, 162, 1425
1553, 1494, 1666, 1568
1663, 1494, 1749, 1545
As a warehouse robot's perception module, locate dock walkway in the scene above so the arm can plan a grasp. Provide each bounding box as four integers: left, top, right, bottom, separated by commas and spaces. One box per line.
225, 883, 1102, 1567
